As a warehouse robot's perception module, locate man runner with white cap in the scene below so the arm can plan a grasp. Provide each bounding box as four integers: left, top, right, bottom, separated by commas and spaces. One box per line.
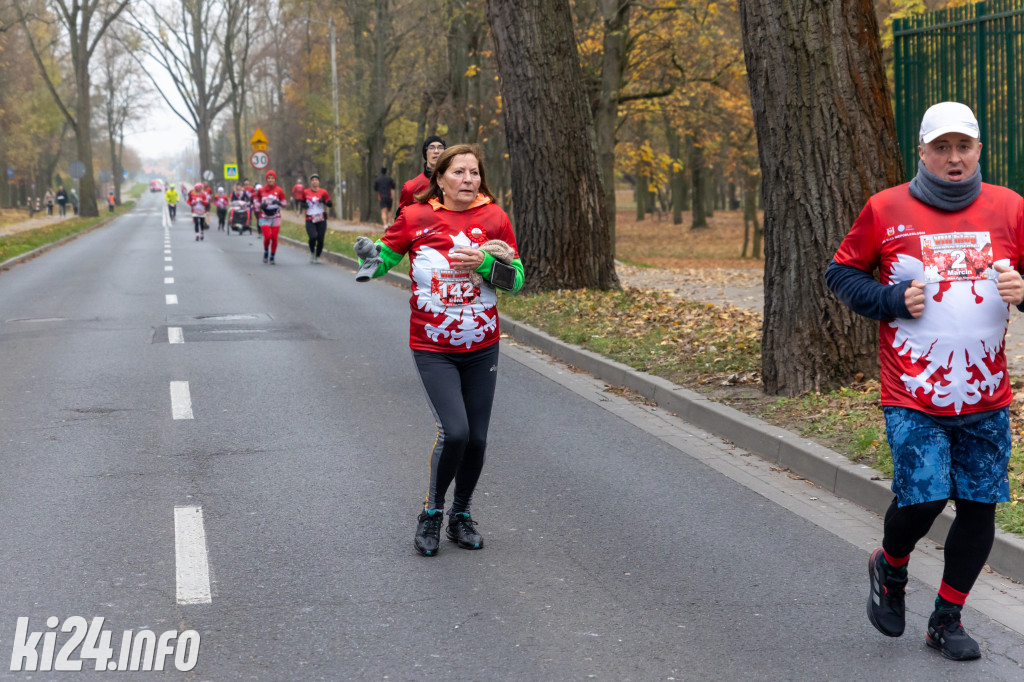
826, 101, 1024, 661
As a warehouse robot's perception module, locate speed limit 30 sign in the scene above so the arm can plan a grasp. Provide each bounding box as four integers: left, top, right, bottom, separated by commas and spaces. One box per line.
250, 151, 269, 170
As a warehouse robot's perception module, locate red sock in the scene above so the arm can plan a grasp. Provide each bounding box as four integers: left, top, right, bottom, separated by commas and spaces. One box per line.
883, 550, 909, 568
937, 581, 968, 606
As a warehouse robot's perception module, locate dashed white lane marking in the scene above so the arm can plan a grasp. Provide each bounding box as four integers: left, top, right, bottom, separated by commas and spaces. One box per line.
170, 381, 193, 419
166, 294, 178, 305
165, 277, 175, 284
168, 327, 184, 344
174, 506, 212, 605
165, 257, 173, 262
165, 266, 173, 272
164, 249, 172, 254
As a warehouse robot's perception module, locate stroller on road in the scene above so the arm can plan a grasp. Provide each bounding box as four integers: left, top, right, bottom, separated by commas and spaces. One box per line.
228, 200, 252, 235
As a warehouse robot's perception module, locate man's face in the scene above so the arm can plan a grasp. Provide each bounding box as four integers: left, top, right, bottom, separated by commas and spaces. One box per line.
266, 175, 277, 187
918, 134, 981, 182
425, 142, 445, 171
311, 177, 320, 189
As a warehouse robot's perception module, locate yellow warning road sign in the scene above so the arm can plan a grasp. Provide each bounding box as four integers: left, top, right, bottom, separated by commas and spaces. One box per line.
250, 128, 268, 151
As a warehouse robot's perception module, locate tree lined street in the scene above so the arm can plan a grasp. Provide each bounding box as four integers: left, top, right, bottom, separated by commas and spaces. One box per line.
1, 196, 1023, 678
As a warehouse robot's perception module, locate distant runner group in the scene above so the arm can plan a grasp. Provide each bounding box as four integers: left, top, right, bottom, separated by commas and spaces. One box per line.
162, 169, 333, 265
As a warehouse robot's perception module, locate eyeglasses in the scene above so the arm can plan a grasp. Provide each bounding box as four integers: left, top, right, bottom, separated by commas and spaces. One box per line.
426, 145, 445, 152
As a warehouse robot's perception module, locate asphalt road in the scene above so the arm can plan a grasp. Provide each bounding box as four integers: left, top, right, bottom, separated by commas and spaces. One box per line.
0, 194, 1022, 680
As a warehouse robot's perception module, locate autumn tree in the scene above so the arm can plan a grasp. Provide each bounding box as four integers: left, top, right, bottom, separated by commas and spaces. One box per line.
15, 0, 131, 217
0, 6, 70, 207
487, 0, 618, 291
737, 0, 904, 395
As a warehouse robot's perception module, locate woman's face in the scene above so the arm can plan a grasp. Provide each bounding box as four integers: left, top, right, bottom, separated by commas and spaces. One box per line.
438, 153, 481, 210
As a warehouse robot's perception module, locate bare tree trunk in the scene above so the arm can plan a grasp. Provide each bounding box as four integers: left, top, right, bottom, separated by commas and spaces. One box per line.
738, 0, 904, 395
487, 0, 618, 291
688, 132, 707, 229
595, 0, 631, 255
666, 118, 684, 225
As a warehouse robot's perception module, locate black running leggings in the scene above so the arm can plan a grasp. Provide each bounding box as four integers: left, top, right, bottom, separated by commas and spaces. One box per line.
882, 497, 996, 594
413, 343, 500, 514
306, 219, 327, 256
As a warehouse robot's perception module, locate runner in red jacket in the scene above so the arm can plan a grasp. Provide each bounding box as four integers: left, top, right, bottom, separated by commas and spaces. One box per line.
291, 179, 306, 215
302, 173, 332, 263
398, 135, 446, 217
187, 185, 210, 241
256, 170, 287, 263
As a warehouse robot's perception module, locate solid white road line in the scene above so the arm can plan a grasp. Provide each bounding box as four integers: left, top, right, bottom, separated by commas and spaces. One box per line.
170, 381, 193, 419
165, 277, 174, 284
168, 327, 184, 344
166, 294, 178, 305
174, 506, 212, 605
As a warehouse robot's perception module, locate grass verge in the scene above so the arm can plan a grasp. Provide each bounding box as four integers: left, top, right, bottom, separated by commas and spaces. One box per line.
0, 202, 134, 263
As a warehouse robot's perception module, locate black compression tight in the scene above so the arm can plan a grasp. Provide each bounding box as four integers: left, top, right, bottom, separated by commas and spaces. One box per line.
413, 344, 499, 514
306, 219, 327, 256
882, 497, 996, 594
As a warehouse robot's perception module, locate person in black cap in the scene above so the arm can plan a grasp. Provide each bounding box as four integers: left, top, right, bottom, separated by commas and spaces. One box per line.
397, 135, 446, 217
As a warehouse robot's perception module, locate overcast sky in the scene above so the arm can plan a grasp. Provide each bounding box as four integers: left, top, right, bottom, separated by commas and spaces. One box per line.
122, 55, 199, 161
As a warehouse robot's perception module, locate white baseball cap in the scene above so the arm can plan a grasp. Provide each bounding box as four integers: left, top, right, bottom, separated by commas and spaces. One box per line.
919, 102, 979, 144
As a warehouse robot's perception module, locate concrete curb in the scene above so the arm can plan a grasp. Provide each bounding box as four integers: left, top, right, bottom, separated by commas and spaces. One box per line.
0, 212, 124, 273
282, 237, 1024, 584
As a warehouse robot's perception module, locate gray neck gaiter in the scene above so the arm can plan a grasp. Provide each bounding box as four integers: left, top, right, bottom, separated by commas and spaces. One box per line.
908, 160, 981, 211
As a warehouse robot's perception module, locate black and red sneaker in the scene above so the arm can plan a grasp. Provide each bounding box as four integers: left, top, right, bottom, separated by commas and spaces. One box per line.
926, 608, 981, 660
867, 548, 907, 637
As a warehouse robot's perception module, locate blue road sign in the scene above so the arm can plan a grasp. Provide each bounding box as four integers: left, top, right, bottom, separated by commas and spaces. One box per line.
6, 167, 13, 179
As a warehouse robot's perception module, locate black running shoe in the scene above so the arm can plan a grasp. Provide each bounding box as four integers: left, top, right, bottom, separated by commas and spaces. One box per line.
414, 510, 443, 557
446, 512, 484, 550
926, 608, 981, 661
867, 548, 906, 637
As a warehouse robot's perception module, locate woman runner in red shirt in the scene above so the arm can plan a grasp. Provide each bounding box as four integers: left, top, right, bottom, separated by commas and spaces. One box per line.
354, 144, 524, 556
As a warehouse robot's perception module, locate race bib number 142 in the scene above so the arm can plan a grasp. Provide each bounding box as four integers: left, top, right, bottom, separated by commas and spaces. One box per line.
431, 269, 479, 308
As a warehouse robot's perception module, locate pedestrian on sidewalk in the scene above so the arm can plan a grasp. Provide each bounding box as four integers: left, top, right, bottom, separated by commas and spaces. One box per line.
69, 188, 78, 215
55, 185, 68, 217
44, 188, 55, 216
373, 166, 395, 227
107, 190, 115, 213
353, 144, 524, 557
826, 101, 1024, 662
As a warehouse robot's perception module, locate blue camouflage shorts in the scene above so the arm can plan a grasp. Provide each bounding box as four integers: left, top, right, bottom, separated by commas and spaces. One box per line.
883, 406, 1011, 507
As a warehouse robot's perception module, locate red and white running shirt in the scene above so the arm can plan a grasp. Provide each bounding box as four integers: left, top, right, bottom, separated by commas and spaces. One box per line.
834, 183, 1024, 414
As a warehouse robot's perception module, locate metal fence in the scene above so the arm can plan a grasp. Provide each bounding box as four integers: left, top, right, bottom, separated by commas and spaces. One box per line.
893, 0, 1024, 193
